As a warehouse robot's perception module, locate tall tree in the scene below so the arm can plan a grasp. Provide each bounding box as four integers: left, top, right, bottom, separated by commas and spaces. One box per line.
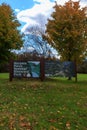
45, 0, 87, 62
0, 3, 23, 70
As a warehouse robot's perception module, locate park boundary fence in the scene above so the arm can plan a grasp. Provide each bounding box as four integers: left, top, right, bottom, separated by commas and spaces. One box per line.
9, 59, 76, 81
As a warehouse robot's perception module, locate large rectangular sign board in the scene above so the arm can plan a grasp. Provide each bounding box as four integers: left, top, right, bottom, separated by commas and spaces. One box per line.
45, 61, 76, 77
9, 59, 76, 81
13, 61, 40, 78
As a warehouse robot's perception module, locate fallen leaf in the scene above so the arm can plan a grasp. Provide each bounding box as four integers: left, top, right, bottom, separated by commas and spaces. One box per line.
50, 126, 59, 130
66, 121, 71, 129
19, 115, 25, 121
20, 122, 32, 129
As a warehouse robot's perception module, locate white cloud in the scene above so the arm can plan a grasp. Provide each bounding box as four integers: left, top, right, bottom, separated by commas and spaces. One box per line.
17, 0, 87, 33
15, 9, 20, 13
17, 0, 55, 33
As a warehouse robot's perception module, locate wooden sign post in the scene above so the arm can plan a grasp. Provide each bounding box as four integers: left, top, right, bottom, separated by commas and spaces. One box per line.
40, 58, 45, 81
9, 59, 13, 81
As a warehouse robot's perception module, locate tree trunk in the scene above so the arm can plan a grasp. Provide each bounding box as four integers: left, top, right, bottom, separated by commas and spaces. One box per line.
68, 76, 72, 80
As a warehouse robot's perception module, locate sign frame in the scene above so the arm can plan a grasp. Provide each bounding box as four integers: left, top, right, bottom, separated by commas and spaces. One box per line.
9, 59, 45, 81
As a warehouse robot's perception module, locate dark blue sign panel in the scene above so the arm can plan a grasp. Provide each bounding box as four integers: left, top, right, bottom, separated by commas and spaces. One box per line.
45, 61, 76, 77
13, 61, 40, 78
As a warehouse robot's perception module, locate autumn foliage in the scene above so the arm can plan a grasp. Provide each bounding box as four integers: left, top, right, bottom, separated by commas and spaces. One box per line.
45, 0, 87, 62
0, 3, 23, 70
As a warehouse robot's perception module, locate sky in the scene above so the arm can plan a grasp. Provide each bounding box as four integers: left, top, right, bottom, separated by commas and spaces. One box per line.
0, 0, 87, 33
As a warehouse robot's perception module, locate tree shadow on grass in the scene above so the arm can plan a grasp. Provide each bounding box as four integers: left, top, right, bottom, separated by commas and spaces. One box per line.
44, 77, 87, 85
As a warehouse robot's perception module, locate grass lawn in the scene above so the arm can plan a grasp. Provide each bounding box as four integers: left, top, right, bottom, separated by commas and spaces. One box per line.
0, 73, 87, 130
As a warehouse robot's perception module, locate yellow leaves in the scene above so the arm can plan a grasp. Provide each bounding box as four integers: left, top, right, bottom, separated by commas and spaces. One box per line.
0, 123, 4, 127
8, 113, 32, 130
57, 110, 61, 114
66, 121, 71, 129
20, 122, 31, 129
48, 118, 57, 123
46, 0, 87, 61
49, 126, 59, 130
9, 120, 15, 130
9, 113, 17, 130
41, 106, 45, 112
13, 128, 16, 130
19, 115, 25, 121
19, 115, 32, 130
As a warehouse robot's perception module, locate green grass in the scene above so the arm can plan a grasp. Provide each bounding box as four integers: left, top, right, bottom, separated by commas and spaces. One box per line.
0, 73, 87, 130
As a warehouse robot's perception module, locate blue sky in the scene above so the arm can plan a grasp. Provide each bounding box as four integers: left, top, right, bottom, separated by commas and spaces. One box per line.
0, 0, 86, 10
0, 0, 34, 10
0, 0, 87, 33
0, 0, 55, 10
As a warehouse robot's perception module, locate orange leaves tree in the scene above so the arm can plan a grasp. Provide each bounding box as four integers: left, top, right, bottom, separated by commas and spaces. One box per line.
45, 0, 87, 62
0, 3, 23, 70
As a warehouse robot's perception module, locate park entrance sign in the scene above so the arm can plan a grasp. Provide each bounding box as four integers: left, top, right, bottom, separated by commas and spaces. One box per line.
9, 59, 76, 81
13, 61, 40, 78
9, 59, 44, 81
